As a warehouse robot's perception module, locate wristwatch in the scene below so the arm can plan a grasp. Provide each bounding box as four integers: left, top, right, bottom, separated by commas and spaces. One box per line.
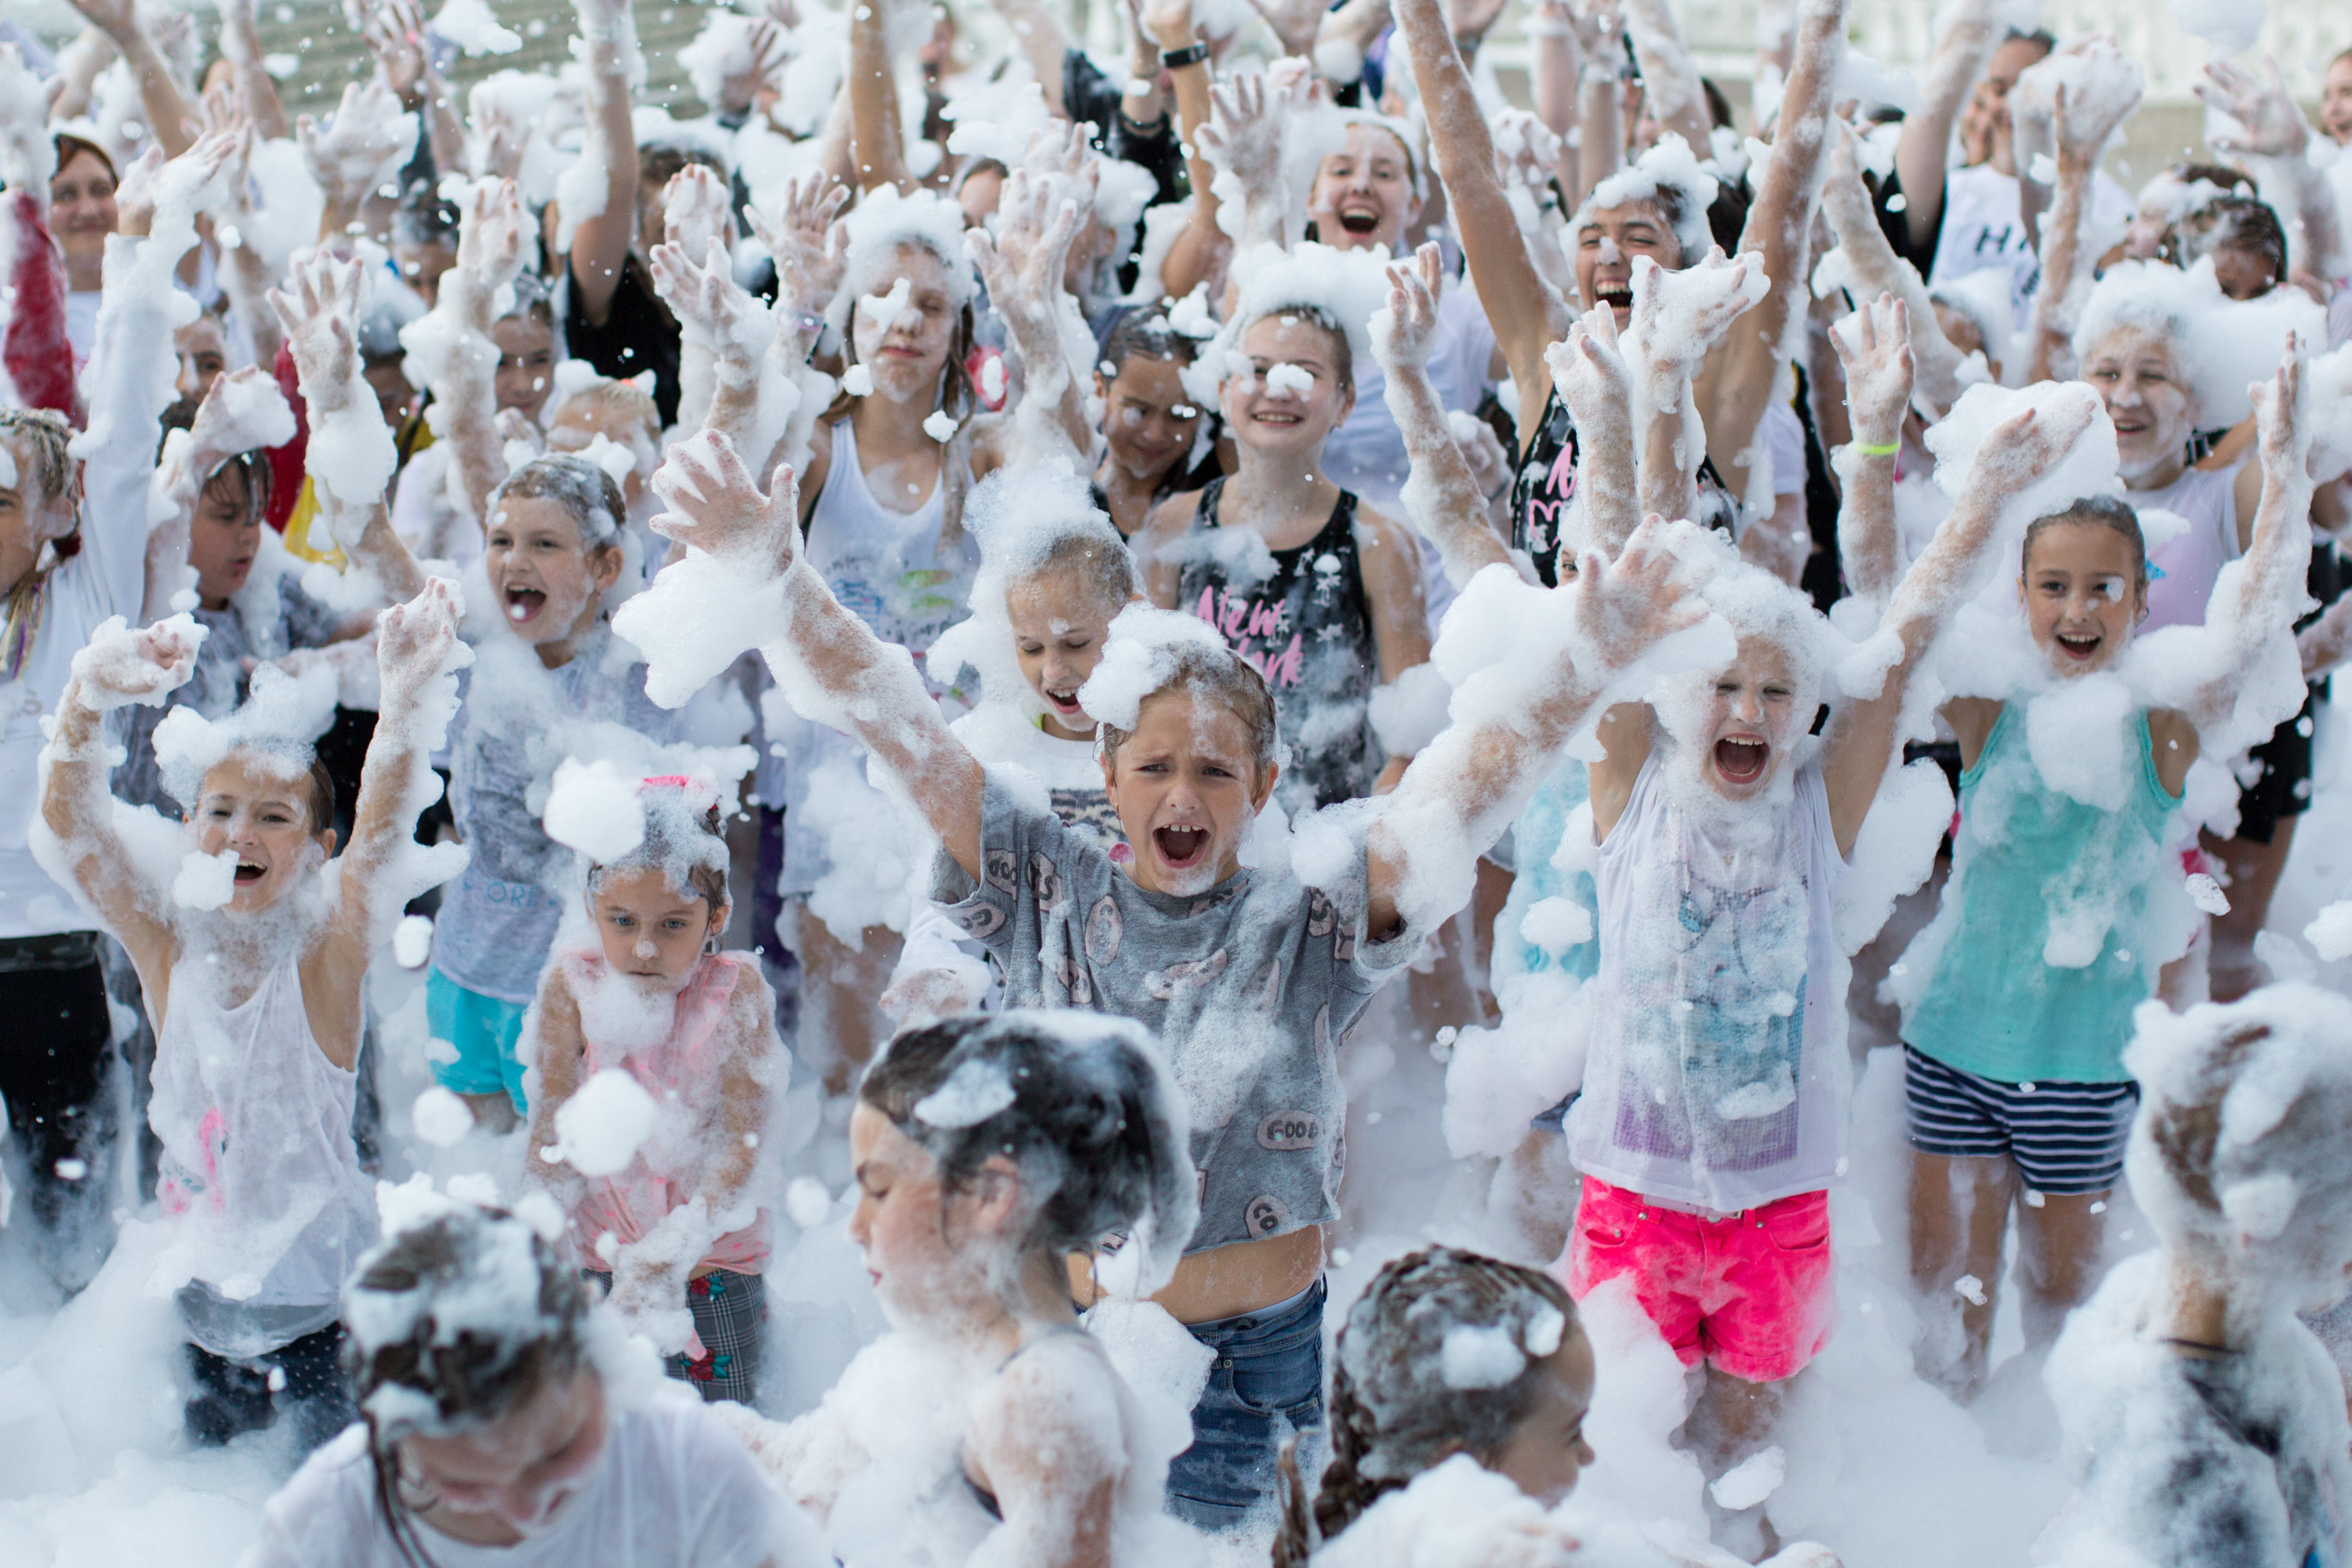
1160, 41, 1210, 69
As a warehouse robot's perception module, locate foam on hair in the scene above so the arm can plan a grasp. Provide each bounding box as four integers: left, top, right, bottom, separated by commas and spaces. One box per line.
586, 774, 732, 911
490, 453, 628, 547
827, 185, 978, 337
1080, 603, 1280, 779
1573, 132, 1719, 266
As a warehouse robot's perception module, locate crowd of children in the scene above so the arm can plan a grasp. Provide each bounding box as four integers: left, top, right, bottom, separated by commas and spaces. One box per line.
1, 0, 2351, 1562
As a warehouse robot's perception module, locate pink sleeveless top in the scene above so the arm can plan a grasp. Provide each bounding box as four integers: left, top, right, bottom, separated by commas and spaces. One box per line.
564, 949, 771, 1275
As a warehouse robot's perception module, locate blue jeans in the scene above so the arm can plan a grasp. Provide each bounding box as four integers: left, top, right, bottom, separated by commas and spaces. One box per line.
1166, 1276, 1327, 1530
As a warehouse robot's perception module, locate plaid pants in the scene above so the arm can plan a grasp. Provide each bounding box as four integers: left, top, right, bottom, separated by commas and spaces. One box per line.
586, 1267, 767, 1405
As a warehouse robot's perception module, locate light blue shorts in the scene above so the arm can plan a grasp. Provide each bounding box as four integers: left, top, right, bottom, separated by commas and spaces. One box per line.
426, 967, 529, 1114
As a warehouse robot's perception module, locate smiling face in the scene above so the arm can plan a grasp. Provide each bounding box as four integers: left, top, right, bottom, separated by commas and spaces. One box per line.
1576, 199, 1682, 326
2022, 519, 2144, 677
2079, 323, 2194, 485
1007, 569, 1123, 741
848, 1102, 1013, 1325
1969, 34, 2051, 170
189, 752, 334, 913
484, 495, 622, 654
188, 464, 260, 609
1101, 688, 1275, 896
49, 147, 117, 285
1221, 314, 1353, 458
588, 864, 722, 985
1308, 123, 1422, 255
1483, 1331, 1596, 1510
1695, 637, 1802, 798
2322, 53, 2352, 146
851, 245, 961, 405
1095, 353, 1202, 488
492, 312, 557, 416
400, 1367, 610, 1542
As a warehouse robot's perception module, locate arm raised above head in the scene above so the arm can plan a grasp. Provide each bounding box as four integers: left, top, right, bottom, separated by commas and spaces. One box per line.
1375, 243, 1518, 587
616, 431, 987, 878
1828, 292, 1913, 615
1365, 517, 1721, 939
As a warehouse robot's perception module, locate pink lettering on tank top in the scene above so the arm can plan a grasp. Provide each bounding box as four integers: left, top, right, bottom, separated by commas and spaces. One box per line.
1190, 586, 1306, 688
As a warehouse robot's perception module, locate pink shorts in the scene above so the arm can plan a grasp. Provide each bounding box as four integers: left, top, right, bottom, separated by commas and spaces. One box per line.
1563, 1176, 1835, 1385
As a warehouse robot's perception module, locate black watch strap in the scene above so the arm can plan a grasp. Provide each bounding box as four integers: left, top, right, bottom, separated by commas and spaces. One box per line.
1160, 41, 1210, 68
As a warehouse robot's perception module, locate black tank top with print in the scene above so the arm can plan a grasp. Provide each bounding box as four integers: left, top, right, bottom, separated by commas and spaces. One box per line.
1177, 478, 1381, 813
1508, 386, 1740, 586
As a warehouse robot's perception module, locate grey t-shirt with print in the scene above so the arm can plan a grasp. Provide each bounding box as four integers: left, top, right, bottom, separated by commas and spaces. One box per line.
930, 772, 1418, 1253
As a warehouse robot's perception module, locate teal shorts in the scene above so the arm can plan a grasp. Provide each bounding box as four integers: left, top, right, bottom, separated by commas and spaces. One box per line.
426, 967, 530, 1114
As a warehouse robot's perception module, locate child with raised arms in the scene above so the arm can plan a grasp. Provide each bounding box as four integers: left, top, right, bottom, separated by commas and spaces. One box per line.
34, 577, 467, 1450
526, 775, 785, 1406
1899, 343, 2318, 1401
618, 423, 1716, 1528
721, 1011, 1203, 1566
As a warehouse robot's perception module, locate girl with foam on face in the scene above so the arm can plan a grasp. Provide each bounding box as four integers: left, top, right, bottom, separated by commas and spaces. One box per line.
722, 1011, 1202, 1567
1134, 291, 1432, 816
618, 421, 1715, 1530
524, 776, 785, 1406
34, 576, 470, 1453
248, 1200, 814, 1567
1896, 343, 2318, 1405
2035, 985, 2352, 1568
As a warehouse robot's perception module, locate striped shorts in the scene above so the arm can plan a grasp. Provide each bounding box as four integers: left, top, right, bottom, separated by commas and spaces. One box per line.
1902, 1046, 2138, 1196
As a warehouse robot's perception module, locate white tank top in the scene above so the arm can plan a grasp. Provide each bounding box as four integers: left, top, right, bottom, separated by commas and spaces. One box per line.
1568, 747, 1849, 1211
804, 418, 974, 659
153, 947, 376, 1356
2135, 458, 2248, 633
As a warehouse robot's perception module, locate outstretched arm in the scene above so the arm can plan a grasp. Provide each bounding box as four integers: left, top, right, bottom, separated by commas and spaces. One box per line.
1828, 294, 1911, 615
1541, 304, 1639, 555
310, 579, 471, 1069
272, 253, 428, 603
1393, 0, 1577, 435
412, 176, 531, 525
1819, 126, 1974, 417
1891, 0, 1998, 256
298, 79, 419, 242
2023, 50, 2140, 384
1821, 393, 2100, 855
1621, 0, 1710, 158
1622, 249, 1766, 531
626, 432, 987, 877
216, 0, 290, 140
969, 155, 1099, 466
37, 619, 198, 991
656, 164, 739, 434
1365, 519, 1717, 938
2200, 57, 2345, 285
1192, 71, 1301, 254
1694, 0, 1843, 513
564, 0, 645, 323
1375, 244, 1517, 586
1145, 0, 1229, 302
742, 172, 851, 474
848, 0, 909, 192
66, 0, 198, 157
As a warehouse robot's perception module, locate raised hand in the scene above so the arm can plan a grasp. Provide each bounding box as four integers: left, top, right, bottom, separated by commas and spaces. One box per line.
1564, 0, 1626, 59
649, 430, 802, 572
184, 366, 296, 473
297, 79, 419, 215
376, 576, 465, 706
361, 0, 434, 104
454, 176, 530, 292
1572, 514, 1711, 673
1196, 73, 1288, 208
1543, 299, 1632, 426
2250, 332, 2310, 486
71, 615, 205, 709
968, 165, 1087, 347
1964, 393, 2100, 499
1491, 107, 1563, 209
268, 251, 368, 401
2199, 56, 2310, 161
1243, 0, 1326, 57
748, 172, 851, 318
1140, 0, 1197, 47
662, 162, 733, 260
649, 238, 768, 361
1625, 247, 1762, 374
1373, 242, 1446, 372
715, 14, 791, 118
1834, 293, 1913, 446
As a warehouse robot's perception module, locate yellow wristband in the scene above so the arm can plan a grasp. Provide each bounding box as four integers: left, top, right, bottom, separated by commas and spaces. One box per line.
1853, 441, 1900, 456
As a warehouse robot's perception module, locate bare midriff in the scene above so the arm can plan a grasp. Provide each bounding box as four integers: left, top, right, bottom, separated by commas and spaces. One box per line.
1069, 1225, 1325, 1324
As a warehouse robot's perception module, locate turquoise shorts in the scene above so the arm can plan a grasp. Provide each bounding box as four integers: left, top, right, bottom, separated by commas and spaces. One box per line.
426, 967, 530, 1114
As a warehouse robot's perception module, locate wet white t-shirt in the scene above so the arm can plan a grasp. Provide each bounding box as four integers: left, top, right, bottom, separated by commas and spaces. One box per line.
1928, 163, 2132, 339
245, 1396, 815, 1568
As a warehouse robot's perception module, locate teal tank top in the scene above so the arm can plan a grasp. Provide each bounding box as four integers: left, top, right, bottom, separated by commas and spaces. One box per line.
1900, 702, 2182, 1085
1494, 757, 1601, 989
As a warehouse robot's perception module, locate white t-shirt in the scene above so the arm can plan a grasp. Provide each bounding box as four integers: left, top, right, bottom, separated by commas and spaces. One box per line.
243, 1396, 816, 1568
1928, 163, 2132, 339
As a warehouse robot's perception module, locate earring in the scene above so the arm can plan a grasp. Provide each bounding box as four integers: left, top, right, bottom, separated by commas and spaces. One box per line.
703, 933, 720, 956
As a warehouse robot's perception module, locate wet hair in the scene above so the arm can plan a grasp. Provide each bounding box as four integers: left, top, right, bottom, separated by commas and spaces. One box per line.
0, 407, 80, 507
489, 454, 628, 549
1273, 1247, 1582, 1567
1098, 641, 1280, 780
50, 133, 115, 187
343, 1206, 593, 1568
858, 1011, 1193, 1268
586, 782, 729, 912
954, 155, 1010, 194
1016, 526, 1138, 611
2002, 26, 2057, 53
2160, 194, 2288, 295
636, 141, 728, 193
494, 269, 557, 329
159, 404, 280, 526
1240, 304, 1354, 394
2022, 493, 2148, 591
391, 190, 461, 254
1099, 310, 1203, 378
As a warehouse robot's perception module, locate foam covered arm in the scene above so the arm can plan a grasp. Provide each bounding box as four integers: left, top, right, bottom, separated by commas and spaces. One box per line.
564, 0, 644, 324
1890, 0, 1997, 254
1828, 294, 1911, 612
1819, 129, 1972, 417
2187, 346, 2317, 730
1376, 245, 1517, 587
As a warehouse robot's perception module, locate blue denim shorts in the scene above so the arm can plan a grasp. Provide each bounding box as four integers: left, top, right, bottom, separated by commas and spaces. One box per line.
1165, 1275, 1327, 1530
426, 967, 530, 1114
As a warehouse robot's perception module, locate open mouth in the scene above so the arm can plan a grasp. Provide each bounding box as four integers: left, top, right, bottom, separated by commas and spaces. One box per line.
1594, 282, 1633, 313
505, 586, 546, 622
1713, 737, 1768, 784
1338, 208, 1381, 236
1253, 409, 1302, 426
1044, 686, 1083, 716
1153, 825, 1210, 868
234, 861, 266, 884
2055, 630, 2103, 662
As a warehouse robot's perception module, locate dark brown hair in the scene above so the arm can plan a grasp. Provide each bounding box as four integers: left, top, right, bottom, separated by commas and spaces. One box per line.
2023, 493, 2148, 592
1097, 641, 1279, 779
51, 133, 116, 187
2161, 194, 2288, 295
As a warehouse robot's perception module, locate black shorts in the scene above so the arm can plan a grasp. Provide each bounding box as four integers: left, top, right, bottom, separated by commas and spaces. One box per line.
2232, 686, 2318, 846
1903, 1046, 2138, 1196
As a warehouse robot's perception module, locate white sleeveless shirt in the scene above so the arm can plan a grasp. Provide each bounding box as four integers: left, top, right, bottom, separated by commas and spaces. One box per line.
2135, 458, 2249, 633
154, 948, 377, 1358
1568, 748, 1849, 1211
804, 418, 973, 659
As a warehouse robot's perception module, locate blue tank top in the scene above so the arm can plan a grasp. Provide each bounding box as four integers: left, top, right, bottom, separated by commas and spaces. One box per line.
1900, 702, 2182, 1085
